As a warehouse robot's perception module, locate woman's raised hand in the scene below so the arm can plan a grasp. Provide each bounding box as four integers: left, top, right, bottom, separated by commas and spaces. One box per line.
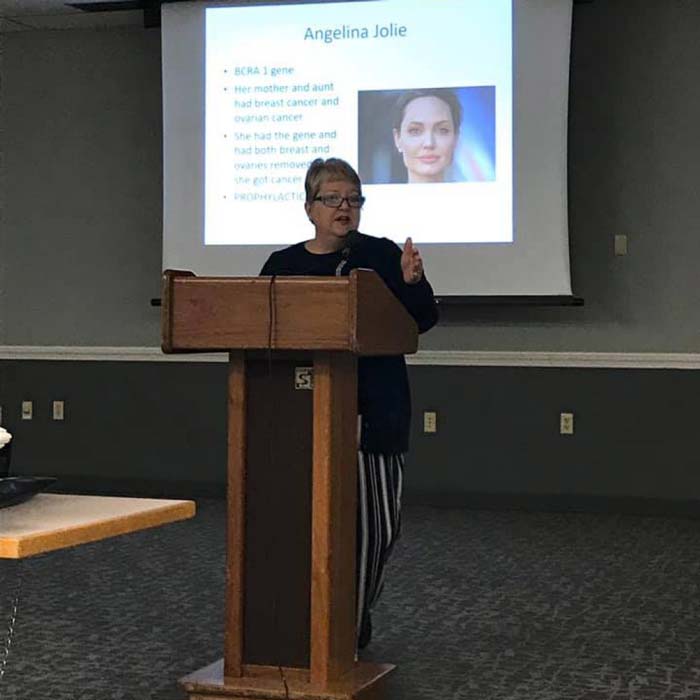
401, 237, 424, 285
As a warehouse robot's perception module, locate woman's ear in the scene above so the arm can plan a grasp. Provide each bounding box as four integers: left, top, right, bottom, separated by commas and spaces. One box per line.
304, 201, 313, 223
393, 128, 402, 153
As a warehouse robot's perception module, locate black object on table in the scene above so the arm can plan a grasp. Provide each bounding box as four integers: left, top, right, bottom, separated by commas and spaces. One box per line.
0, 477, 57, 510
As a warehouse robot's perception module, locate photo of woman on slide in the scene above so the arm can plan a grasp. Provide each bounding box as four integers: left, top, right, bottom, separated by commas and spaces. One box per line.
392, 88, 462, 183
358, 85, 496, 185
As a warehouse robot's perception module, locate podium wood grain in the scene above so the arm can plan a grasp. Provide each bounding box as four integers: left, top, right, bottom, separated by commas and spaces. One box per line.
225, 351, 247, 677
162, 271, 417, 356
311, 352, 357, 686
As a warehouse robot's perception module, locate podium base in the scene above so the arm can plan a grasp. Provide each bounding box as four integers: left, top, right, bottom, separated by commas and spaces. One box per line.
180, 659, 396, 700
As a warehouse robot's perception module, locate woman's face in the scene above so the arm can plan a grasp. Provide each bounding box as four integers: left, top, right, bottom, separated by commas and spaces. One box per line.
393, 96, 458, 183
305, 178, 361, 245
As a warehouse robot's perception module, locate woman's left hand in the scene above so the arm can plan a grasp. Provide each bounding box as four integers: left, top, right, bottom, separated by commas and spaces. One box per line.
401, 237, 424, 285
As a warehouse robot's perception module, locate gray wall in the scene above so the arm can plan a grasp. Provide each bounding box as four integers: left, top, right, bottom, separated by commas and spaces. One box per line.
1, 2, 700, 507
2, 27, 163, 346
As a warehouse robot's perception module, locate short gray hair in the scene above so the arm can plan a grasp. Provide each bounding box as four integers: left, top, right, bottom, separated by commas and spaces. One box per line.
304, 158, 362, 203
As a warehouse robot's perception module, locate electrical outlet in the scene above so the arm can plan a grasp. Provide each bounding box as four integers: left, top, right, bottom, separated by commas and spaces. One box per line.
423, 411, 437, 433
52, 400, 65, 421
22, 401, 33, 420
560, 412, 574, 435
614, 234, 628, 256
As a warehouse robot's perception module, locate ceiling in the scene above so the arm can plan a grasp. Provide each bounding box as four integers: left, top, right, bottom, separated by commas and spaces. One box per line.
0, 1, 144, 31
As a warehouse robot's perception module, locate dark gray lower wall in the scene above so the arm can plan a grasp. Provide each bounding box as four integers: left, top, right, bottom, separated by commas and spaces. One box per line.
2, 359, 699, 514
409, 364, 700, 510
1, 360, 228, 484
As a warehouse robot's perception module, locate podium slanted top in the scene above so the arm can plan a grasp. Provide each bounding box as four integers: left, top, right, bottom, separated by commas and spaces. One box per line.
162, 269, 418, 356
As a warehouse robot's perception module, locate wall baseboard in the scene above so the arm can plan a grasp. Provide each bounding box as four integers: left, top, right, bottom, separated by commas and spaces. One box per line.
2, 345, 700, 369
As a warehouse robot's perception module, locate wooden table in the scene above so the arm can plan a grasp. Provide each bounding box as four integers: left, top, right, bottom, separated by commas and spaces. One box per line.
0, 493, 196, 558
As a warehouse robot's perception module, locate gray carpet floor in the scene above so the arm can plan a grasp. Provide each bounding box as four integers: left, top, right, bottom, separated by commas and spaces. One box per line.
1, 499, 700, 699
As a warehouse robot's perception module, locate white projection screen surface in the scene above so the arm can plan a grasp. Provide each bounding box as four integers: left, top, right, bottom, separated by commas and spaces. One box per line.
162, 0, 573, 297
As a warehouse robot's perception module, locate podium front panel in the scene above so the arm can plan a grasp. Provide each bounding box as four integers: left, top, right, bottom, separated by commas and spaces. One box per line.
243, 355, 313, 668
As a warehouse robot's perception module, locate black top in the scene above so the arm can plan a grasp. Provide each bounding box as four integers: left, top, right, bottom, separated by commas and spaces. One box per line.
260, 232, 439, 453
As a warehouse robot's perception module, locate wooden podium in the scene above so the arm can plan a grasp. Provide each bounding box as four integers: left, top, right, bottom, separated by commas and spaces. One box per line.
161, 269, 418, 700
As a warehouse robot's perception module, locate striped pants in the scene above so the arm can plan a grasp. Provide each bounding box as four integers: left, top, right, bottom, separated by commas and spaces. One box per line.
355, 451, 405, 639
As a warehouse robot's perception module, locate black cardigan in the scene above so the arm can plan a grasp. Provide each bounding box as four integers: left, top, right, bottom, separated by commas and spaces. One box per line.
260, 232, 439, 453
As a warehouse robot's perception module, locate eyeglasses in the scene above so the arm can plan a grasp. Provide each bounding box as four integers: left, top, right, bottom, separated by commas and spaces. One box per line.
313, 194, 366, 209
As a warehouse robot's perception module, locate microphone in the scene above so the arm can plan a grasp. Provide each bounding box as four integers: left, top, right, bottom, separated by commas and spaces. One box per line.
335, 230, 358, 276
